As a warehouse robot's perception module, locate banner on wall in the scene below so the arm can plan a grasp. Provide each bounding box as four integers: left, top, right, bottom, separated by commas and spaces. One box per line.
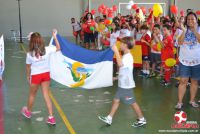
0, 35, 4, 80
49, 35, 114, 89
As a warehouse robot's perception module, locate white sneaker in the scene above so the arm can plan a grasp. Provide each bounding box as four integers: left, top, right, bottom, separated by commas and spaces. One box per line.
132, 118, 147, 127
189, 101, 199, 108
175, 103, 183, 110
98, 116, 112, 125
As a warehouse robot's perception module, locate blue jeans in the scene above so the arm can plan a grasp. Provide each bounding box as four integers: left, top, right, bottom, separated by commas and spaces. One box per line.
179, 63, 200, 80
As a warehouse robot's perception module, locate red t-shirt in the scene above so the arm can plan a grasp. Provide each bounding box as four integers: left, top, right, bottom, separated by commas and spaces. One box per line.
84, 20, 96, 33
161, 35, 174, 61
140, 33, 151, 56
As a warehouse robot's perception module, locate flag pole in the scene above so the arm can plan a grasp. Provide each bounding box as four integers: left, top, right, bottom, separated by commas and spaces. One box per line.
88, 0, 91, 12
17, 0, 23, 43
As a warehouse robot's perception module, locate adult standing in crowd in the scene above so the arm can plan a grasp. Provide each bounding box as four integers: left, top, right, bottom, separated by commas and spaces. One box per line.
82, 13, 97, 49
175, 12, 200, 110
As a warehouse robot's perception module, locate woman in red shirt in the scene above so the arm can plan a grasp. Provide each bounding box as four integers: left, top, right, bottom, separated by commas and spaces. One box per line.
83, 13, 97, 49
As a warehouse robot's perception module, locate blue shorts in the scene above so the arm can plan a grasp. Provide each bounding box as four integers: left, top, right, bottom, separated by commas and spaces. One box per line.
179, 63, 200, 80
142, 55, 150, 61
150, 53, 161, 63
114, 87, 135, 105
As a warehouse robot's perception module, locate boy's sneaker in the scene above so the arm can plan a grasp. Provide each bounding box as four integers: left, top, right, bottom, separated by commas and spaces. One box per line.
132, 118, 147, 127
144, 74, 150, 78
98, 116, 112, 125
156, 74, 163, 79
160, 79, 165, 84
163, 81, 170, 86
175, 103, 183, 110
161, 80, 170, 86
138, 71, 145, 77
21, 106, 32, 119
149, 72, 156, 77
47, 116, 56, 125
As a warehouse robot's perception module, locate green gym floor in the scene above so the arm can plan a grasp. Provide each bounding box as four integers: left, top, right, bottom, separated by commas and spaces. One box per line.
2, 38, 200, 134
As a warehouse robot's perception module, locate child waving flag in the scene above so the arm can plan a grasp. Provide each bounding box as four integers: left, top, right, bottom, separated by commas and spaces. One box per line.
21, 29, 60, 125
98, 37, 146, 127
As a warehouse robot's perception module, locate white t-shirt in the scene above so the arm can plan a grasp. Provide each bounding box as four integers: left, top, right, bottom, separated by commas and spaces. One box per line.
71, 22, 81, 32
179, 27, 200, 66
26, 46, 56, 75
130, 28, 136, 37
110, 31, 120, 47
118, 53, 135, 89
135, 33, 142, 40
147, 30, 152, 38
120, 29, 131, 38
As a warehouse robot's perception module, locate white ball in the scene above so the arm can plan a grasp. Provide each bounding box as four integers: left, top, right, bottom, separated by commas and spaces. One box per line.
174, 111, 187, 124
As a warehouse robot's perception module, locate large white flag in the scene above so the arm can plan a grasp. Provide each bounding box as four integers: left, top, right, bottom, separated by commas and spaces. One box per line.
49, 35, 114, 89
0, 35, 4, 80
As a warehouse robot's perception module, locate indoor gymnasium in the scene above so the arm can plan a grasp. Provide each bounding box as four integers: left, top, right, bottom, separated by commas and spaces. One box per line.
0, 0, 200, 134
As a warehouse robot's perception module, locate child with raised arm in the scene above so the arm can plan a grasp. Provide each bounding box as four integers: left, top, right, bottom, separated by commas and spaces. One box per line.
98, 37, 147, 127
21, 29, 60, 125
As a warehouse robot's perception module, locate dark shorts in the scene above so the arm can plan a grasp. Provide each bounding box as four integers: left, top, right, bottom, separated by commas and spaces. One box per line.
114, 87, 135, 105
94, 32, 98, 39
179, 63, 200, 80
84, 32, 95, 43
150, 53, 161, 63
142, 55, 150, 61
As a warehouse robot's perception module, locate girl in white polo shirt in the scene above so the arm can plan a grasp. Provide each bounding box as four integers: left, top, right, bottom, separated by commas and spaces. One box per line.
21, 30, 60, 125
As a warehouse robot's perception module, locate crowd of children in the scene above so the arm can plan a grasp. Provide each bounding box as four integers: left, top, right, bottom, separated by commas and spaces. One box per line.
71, 10, 193, 86
72, 8, 200, 127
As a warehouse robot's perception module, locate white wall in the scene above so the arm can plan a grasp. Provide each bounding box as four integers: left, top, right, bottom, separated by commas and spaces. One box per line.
0, 0, 82, 38
1, 0, 200, 38
176, 0, 199, 12
90, 0, 170, 15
